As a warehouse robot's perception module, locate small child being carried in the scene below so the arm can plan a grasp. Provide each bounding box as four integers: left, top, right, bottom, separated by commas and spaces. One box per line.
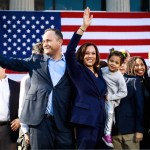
101, 49, 127, 148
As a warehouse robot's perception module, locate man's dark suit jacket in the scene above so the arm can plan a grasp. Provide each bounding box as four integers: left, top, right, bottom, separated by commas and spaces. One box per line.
0, 55, 74, 132
65, 33, 107, 128
8, 78, 20, 141
112, 74, 144, 135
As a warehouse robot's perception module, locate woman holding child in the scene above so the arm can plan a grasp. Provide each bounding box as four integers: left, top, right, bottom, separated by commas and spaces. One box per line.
65, 7, 107, 149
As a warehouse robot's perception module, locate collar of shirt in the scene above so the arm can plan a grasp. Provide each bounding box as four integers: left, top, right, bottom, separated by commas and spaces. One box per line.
0, 76, 8, 83
49, 54, 66, 62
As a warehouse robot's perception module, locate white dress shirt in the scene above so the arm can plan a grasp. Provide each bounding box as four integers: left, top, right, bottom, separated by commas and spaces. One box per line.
18, 74, 30, 117
46, 55, 66, 115
0, 77, 10, 121
19, 74, 30, 134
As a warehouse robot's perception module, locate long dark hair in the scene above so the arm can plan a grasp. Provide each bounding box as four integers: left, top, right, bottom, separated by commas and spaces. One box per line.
76, 42, 100, 73
127, 56, 150, 93
126, 56, 148, 78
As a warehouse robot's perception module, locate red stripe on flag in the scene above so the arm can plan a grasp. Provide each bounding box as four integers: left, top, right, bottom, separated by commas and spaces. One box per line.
63, 39, 150, 46
100, 53, 148, 59
61, 12, 150, 18
6, 70, 27, 74
61, 25, 150, 32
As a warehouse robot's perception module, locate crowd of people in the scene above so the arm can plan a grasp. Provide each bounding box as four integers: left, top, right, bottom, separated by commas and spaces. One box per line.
0, 7, 150, 150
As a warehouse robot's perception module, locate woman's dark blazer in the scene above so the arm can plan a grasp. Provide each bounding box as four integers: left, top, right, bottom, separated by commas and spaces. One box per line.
112, 74, 144, 135
65, 32, 107, 128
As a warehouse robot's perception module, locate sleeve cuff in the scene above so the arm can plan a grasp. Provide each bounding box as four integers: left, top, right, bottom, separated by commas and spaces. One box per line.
20, 123, 29, 134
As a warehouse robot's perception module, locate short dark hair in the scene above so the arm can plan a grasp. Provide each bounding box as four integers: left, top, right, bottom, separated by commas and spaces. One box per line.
108, 49, 127, 65
32, 42, 44, 54
100, 60, 108, 68
76, 42, 100, 73
44, 28, 63, 40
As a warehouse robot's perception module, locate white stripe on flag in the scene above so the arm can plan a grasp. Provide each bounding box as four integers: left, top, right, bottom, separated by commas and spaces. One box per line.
61, 18, 150, 26
62, 32, 150, 40
7, 74, 27, 81
62, 45, 150, 53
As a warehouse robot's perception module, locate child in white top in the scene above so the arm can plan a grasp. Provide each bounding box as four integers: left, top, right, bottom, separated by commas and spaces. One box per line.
101, 50, 127, 148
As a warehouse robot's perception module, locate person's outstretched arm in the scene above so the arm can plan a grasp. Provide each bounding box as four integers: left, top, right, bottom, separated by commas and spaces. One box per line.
76, 7, 93, 35
65, 7, 93, 78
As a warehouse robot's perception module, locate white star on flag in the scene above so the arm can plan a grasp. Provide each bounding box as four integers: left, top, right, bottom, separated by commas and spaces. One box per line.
17, 47, 21, 51
22, 51, 26, 55
13, 34, 17, 38
22, 16, 26, 20
45, 21, 49, 24
3, 24, 7, 28
26, 20, 30, 24
31, 16, 35, 20
27, 47, 31, 51
40, 25, 44, 29
13, 24, 16, 28
50, 16, 54, 20
27, 39, 31, 42
17, 39, 21, 42
32, 25, 36, 29
41, 16, 45, 20
7, 20, 11, 24
3, 34, 7, 38
8, 38, 12, 42
3, 51, 7, 54
22, 34, 27, 38
8, 47, 11, 51
27, 29, 31, 33
12, 51, 17, 55
51, 25, 55, 29
12, 16, 16, 19
36, 20, 40, 24
17, 20, 21, 24
17, 29, 21, 33
13, 43, 17, 46
2, 15, 6, 19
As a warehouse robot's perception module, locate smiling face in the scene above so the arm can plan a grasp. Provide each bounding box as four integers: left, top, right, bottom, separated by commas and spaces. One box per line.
83, 45, 97, 68
134, 58, 146, 76
42, 30, 63, 57
108, 55, 121, 72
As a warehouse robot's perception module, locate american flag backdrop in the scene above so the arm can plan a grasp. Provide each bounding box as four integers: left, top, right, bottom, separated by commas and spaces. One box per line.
0, 11, 150, 81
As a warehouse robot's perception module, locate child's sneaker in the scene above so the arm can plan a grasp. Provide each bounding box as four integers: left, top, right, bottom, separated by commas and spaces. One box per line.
102, 135, 114, 148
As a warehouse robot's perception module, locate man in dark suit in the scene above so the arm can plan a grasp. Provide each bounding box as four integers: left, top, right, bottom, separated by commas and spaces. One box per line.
0, 66, 20, 150
0, 28, 74, 150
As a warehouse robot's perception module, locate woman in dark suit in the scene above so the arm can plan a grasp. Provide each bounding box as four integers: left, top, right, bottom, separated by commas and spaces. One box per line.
112, 53, 144, 150
65, 8, 107, 149
126, 56, 150, 149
